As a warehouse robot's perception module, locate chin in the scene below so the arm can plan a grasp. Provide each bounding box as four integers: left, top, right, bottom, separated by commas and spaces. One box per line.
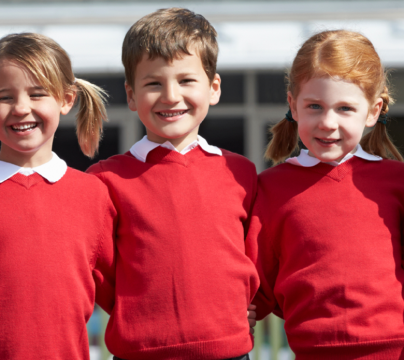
315, 152, 345, 163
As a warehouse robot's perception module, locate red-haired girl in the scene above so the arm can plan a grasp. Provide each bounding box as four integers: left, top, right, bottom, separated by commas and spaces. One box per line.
247, 30, 404, 359
0, 33, 116, 359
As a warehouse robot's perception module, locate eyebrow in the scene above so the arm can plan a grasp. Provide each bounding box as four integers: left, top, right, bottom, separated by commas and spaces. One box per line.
302, 97, 360, 105
0, 86, 45, 93
140, 72, 199, 81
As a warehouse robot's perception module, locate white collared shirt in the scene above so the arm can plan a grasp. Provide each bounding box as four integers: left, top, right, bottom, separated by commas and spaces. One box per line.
0, 152, 67, 183
285, 144, 382, 167
130, 135, 222, 163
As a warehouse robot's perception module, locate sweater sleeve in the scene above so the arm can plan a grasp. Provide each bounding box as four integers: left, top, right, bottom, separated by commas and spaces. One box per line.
243, 164, 258, 239
246, 176, 280, 320
90, 176, 118, 315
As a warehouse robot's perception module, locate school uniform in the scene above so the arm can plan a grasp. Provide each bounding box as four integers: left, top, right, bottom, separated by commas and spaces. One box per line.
88, 136, 259, 360
248, 145, 404, 359
0, 153, 116, 360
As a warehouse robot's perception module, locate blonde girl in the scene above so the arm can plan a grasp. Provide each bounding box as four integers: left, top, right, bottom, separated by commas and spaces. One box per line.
0, 33, 116, 360
247, 30, 404, 359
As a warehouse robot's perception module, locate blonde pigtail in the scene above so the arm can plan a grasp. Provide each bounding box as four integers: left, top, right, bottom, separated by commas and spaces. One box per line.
360, 87, 403, 162
265, 118, 299, 165
74, 79, 108, 158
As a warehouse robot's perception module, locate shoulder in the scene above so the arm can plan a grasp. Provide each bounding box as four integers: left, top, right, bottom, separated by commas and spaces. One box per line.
356, 158, 404, 177
219, 150, 258, 188
259, 163, 298, 182
65, 167, 110, 195
379, 158, 404, 171
220, 149, 256, 171
86, 152, 138, 176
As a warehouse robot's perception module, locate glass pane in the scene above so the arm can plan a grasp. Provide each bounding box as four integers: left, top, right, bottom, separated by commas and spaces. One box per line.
219, 73, 244, 104
79, 75, 127, 105
200, 117, 244, 155
257, 72, 287, 104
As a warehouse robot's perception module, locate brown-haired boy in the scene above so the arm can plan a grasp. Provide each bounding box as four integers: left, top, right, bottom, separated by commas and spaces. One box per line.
88, 8, 259, 360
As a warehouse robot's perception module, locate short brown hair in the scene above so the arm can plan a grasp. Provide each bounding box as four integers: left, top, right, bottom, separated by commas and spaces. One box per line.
122, 7, 218, 86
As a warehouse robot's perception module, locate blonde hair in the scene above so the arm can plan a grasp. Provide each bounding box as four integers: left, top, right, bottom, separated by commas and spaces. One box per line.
122, 7, 218, 87
266, 30, 403, 164
0, 33, 108, 158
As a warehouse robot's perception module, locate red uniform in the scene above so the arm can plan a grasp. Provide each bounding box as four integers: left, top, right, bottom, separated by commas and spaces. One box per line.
88, 145, 259, 360
0, 168, 116, 360
248, 157, 404, 359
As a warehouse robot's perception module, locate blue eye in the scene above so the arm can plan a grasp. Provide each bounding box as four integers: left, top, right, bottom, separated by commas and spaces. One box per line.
309, 104, 321, 110
340, 106, 352, 111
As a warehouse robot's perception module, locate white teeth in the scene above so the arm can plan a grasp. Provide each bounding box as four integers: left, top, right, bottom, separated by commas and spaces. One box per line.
11, 123, 37, 131
159, 111, 185, 117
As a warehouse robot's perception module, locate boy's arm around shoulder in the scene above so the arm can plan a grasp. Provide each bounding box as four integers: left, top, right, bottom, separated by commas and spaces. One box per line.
87, 166, 118, 315
245, 171, 281, 320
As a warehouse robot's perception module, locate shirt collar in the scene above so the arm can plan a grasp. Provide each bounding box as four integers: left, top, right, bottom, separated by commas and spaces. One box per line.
130, 135, 222, 163
285, 144, 382, 167
0, 152, 67, 183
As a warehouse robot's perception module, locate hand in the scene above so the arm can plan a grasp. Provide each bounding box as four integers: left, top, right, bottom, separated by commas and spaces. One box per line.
247, 304, 257, 334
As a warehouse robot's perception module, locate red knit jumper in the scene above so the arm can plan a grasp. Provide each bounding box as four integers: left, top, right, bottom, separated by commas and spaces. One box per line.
0, 168, 116, 360
246, 157, 404, 360
87, 146, 259, 360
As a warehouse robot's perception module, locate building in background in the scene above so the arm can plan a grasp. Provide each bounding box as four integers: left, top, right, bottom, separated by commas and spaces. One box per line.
1, 0, 404, 173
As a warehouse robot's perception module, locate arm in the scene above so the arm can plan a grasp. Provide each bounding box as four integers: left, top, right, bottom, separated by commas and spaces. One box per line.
245, 178, 280, 321
91, 180, 118, 315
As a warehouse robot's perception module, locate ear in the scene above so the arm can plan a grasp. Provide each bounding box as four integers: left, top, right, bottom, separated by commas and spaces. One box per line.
60, 91, 76, 115
287, 91, 298, 121
209, 73, 221, 106
125, 81, 137, 112
366, 97, 383, 127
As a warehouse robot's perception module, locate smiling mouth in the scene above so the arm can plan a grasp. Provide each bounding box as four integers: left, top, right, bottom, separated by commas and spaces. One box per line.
316, 138, 340, 144
157, 110, 188, 117
11, 123, 38, 132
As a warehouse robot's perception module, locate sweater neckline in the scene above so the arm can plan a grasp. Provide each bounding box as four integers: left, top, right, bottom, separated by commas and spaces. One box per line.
144, 145, 216, 166
300, 156, 369, 182
8, 172, 46, 189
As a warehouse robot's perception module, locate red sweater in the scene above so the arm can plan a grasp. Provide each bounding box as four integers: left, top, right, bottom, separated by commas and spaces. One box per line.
247, 157, 404, 359
87, 146, 259, 360
0, 169, 116, 360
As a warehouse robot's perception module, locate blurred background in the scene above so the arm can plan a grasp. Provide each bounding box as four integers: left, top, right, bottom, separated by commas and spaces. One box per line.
2, 0, 404, 359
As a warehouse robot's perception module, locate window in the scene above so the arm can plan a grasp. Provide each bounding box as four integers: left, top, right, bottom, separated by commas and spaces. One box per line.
257, 72, 287, 104
53, 126, 120, 171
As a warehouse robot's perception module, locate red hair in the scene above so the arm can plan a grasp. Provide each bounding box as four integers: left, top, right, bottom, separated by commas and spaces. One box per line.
266, 30, 403, 164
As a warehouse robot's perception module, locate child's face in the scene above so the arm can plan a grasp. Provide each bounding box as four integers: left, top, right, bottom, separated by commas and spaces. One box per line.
0, 59, 74, 166
125, 48, 221, 151
289, 77, 382, 162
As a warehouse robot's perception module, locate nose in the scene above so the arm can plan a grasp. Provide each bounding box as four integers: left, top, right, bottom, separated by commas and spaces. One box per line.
318, 111, 338, 131
161, 83, 181, 104
12, 95, 31, 117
